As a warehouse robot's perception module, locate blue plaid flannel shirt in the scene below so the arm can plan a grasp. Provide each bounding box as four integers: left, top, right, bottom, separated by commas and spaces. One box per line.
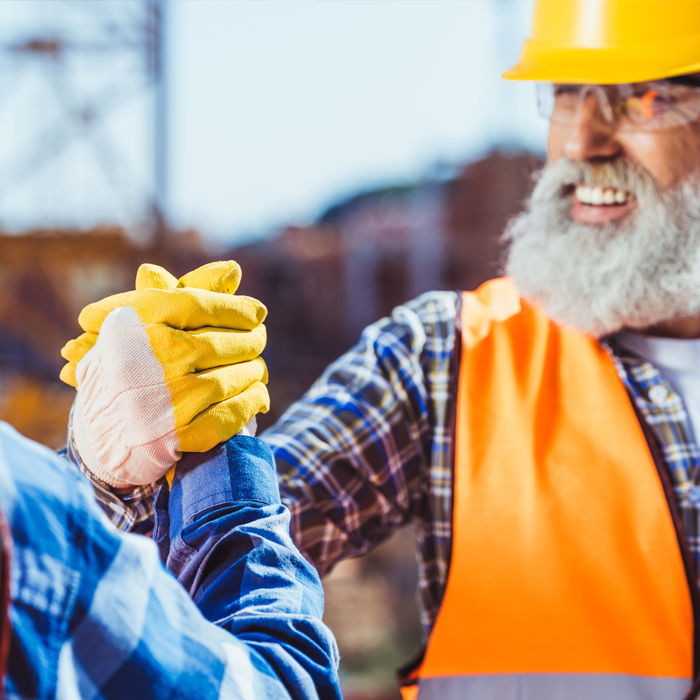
606, 337, 700, 582
1, 426, 340, 699
85, 290, 700, 637
266, 292, 700, 633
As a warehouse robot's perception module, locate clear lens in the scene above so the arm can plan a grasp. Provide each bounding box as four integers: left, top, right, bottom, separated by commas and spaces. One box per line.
536, 82, 556, 120
537, 80, 700, 132
537, 83, 586, 123
616, 82, 700, 130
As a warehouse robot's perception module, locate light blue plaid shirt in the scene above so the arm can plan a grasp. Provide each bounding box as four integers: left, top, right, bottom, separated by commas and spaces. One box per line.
0, 426, 340, 700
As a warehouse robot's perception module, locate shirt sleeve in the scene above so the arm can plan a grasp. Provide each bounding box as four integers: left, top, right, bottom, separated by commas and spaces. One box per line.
262, 291, 459, 577
12, 430, 341, 699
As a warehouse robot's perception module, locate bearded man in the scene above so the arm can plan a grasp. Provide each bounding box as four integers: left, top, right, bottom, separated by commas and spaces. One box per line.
59, 1, 700, 698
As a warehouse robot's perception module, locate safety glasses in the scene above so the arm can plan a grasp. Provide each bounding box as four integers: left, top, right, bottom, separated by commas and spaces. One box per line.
537, 77, 700, 131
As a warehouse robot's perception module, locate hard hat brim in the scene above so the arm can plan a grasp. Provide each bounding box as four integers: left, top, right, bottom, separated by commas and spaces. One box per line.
504, 35, 700, 84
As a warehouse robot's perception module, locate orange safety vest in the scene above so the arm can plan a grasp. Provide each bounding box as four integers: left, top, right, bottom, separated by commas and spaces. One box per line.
400, 279, 698, 700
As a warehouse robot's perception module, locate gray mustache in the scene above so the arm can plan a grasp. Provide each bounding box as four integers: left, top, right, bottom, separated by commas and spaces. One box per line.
531, 157, 662, 206
503, 158, 700, 336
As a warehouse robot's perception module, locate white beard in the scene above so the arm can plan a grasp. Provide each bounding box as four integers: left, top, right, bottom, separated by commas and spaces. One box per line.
503, 157, 700, 337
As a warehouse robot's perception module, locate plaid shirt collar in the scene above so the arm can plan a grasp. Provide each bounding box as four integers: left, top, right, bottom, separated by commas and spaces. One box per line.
605, 334, 700, 577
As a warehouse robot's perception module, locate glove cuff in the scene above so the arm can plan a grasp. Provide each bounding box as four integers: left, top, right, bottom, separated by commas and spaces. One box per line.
71, 400, 134, 490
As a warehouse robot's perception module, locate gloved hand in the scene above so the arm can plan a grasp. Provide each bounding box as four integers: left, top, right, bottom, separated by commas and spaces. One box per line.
61, 261, 270, 490
60, 261, 256, 384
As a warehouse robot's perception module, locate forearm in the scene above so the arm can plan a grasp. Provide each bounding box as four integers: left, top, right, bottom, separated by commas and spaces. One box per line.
3, 422, 340, 699
262, 301, 446, 573
157, 436, 316, 611
150, 436, 341, 697
78, 522, 340, 700
81, 436, 339, 698
262, 292, 458, 577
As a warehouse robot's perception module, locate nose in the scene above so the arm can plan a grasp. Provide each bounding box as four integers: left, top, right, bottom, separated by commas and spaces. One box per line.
563, 92, 622, 162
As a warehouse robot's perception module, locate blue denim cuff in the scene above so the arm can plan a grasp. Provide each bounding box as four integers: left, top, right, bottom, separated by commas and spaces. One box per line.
167, 435, 280, 538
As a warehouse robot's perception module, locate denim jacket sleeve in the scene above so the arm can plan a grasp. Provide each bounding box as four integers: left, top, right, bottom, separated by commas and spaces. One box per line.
154, 435, 342, 699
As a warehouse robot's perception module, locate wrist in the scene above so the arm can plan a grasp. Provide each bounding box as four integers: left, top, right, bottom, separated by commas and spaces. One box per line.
70, 401, 135, 490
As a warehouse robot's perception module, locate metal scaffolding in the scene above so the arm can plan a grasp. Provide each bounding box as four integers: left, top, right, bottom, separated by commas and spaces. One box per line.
0, 0, 167, 240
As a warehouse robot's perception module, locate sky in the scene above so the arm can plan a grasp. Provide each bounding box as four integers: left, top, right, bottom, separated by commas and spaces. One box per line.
0, 1, 549, 244
167, 0, 547, 243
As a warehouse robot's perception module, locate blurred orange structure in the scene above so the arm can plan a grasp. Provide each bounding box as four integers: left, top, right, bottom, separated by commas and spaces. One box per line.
0, 225, 210, 449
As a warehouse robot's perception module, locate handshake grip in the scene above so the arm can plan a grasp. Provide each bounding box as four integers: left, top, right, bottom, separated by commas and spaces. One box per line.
61, 261, 270, 490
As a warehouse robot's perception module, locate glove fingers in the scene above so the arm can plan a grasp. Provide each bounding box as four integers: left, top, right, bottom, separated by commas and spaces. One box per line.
76, 260, 252, 334
60, 362, 78, 388
188, 325, 267, 371
61, 332, 98, 363
177, 381, 270, 453
136, 263, 179, 292
178, 261, 242, 295
151, 325, 267, 377
169, 357, 268, 427
131, 288, 267, 330
78, 290, 138, 333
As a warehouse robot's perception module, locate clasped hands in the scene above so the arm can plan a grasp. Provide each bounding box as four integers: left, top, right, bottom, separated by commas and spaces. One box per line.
60, 261, 269, 490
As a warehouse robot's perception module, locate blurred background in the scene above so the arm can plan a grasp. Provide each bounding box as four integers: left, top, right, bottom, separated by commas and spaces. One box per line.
0, 1, 545, 697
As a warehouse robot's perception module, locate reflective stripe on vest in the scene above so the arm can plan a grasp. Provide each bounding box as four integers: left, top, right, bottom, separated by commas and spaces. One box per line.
416, 673, 691, 700
409, 279, 695, 700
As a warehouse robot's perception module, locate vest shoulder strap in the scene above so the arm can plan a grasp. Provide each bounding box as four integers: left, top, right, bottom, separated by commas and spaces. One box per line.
460, 278, 522, 350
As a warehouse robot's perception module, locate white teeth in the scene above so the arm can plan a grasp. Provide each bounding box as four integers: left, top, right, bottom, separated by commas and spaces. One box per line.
575, 185, 592, 203
574, 184, 631, 206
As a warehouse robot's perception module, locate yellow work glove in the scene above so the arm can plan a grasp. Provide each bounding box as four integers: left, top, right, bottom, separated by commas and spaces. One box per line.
61, 261, 270, 490
60, 260, 258, 383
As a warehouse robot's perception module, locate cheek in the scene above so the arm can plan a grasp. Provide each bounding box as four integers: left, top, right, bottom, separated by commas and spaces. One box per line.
618, 134, 674, 186
619, 129, 700, 188
547, 126, 565, 162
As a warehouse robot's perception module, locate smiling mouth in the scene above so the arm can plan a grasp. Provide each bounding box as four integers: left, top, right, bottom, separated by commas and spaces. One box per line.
574, 184, 635, 206
568, 183, 638, 224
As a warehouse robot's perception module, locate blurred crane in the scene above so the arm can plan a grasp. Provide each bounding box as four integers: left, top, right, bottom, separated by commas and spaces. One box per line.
0, 1, 168, 241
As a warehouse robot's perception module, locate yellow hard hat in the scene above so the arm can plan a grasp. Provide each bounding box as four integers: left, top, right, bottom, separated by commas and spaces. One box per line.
504, 0, 700, 84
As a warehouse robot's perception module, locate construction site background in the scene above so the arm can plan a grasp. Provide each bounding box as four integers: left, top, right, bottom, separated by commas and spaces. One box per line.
0, 149, 541, 700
